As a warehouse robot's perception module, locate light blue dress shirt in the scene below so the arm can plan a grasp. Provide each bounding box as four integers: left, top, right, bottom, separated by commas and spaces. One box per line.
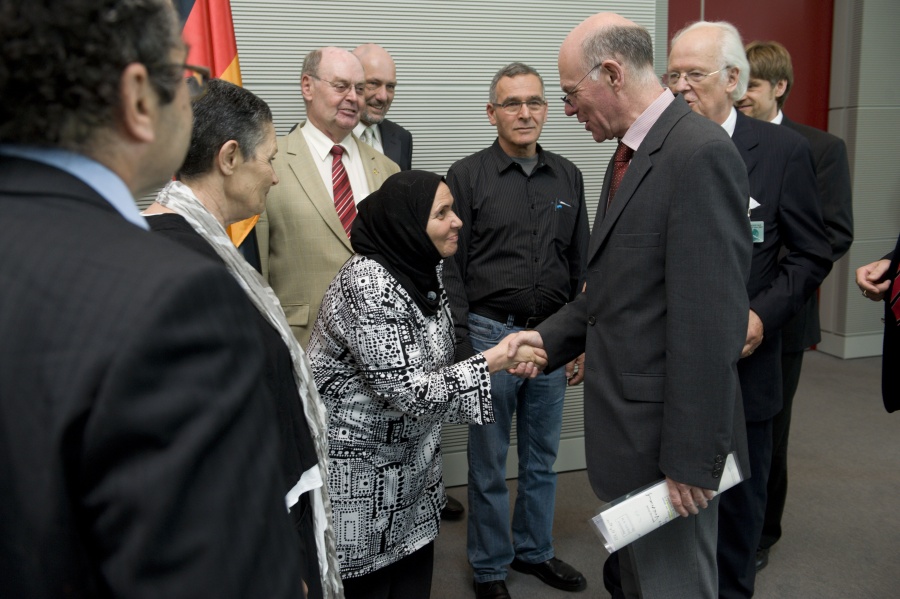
0, 145, 149, 230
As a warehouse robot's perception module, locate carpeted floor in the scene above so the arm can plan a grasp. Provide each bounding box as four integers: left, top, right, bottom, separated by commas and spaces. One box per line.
432, 350, 899, 598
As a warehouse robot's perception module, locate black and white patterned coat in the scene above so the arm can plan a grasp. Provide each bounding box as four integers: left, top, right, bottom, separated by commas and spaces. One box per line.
308, 254, 493, 578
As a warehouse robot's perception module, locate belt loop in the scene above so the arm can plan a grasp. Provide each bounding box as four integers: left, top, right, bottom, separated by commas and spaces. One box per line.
506, 314, 516, 328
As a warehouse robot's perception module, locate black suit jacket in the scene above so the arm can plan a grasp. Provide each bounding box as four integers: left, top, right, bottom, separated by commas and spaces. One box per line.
780, 116, 854, 351
883, 234, 900, 412
0, 157, 303, 598
732, 112, 833, 422
379, 118, 413, 171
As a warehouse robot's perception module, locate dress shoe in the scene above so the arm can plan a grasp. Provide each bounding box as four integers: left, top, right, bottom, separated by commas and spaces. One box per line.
510, 557, 587, 592
441, 495, 465, 520
756, 547, 769, 571
473, 579, 511, 599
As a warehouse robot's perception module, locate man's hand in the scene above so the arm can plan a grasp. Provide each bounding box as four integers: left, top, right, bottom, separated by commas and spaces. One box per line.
665, 477, 716, 517
741, 309, 764, 358
565, 353, 585, 386
856, 258, 892, 301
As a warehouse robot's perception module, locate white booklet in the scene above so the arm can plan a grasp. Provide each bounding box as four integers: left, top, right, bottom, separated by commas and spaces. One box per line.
590, 452, 744, 552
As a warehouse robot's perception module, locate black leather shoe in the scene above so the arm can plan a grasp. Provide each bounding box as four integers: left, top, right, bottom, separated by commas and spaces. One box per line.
510, 557, 587, 592
756, 547, 769, 571
441, 495, 465, 520
473, 579, 511, 599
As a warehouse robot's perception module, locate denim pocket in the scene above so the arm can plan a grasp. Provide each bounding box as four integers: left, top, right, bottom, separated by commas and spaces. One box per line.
467, 313, 505, 344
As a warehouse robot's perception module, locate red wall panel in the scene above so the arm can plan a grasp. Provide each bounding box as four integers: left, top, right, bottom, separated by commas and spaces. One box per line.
667, 0, 834, 130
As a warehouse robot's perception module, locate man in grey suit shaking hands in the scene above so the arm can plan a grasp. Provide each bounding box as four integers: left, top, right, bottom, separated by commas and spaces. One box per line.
508, 12, 752, 598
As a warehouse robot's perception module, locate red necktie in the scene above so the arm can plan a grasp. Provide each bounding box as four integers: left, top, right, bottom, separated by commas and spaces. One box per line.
890, 264, 900, 326
607, 141, 634, 211
330, 145, 355, 237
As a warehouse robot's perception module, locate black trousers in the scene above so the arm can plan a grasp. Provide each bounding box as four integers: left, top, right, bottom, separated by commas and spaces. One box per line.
342, 542, 434, 599
759, 349, 804, 550
717, 418, 774, 599
293, 492, 323, 599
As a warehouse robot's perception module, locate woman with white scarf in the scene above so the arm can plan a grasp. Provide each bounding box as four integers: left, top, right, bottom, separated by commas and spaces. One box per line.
143, 79, 341, 599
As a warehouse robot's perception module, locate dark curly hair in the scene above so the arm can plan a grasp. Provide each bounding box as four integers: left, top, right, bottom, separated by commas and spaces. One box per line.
0, 0, 183, 151
178, 79, 273, 179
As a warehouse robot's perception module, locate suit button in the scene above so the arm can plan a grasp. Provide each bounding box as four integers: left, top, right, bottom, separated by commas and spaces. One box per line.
715, 455, 724, 464
712, 473, 721, 479
588, 316, 596, 326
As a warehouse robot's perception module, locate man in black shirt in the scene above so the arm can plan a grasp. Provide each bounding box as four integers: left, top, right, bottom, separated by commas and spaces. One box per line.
444, 62, 589, 599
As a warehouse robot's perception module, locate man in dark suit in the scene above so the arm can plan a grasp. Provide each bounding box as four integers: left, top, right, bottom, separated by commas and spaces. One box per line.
509, 13, 752, 598
856, 235, 900, 413
737, 40, 854, 571
0, 2, 303, 597
352, 43, 413, 170
668, 22, 833, 598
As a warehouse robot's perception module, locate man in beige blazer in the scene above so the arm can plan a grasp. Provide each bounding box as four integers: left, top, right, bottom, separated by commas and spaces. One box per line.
258, 47, 399, 347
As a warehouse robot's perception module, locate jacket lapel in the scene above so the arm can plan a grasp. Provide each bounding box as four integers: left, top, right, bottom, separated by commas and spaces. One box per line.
285, 124, 353, 251
586, 98, 691, 261
732, 112, 759, 178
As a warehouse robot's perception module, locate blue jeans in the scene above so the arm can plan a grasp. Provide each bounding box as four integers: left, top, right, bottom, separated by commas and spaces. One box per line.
466, 312, 567, 582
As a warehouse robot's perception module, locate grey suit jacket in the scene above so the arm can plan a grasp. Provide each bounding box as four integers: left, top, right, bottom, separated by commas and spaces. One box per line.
379, 118, 413, 171
257, 124, 400, 347
537, 96, 752, 500
780, 116, 853, 351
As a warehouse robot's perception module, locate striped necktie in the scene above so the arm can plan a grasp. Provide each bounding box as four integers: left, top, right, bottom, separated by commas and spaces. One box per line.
330, 145, 355, 237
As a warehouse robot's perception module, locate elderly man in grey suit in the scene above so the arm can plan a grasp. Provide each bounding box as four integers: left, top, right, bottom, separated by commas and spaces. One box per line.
508, 12, 752, 598
352, 43, 413, 171
258, 46, 399, 347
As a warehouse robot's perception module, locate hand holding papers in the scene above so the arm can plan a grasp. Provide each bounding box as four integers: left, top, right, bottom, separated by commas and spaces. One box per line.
591, 452, 743, 552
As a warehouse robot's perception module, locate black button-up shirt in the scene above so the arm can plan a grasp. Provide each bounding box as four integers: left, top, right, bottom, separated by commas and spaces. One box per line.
444, 139, 589, 355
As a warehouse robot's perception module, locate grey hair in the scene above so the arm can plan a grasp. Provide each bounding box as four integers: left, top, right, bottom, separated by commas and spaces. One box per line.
582, 24, 657, 86
489, 62, 544, 103
301, 49, 322, 80
672, 21, 749, 101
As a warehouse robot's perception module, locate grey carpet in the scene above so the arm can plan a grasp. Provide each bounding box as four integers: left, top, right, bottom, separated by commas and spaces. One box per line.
432, 351, 899, 598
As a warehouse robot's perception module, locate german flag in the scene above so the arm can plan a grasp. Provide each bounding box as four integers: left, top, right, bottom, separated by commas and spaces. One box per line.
176, 0, 258, 248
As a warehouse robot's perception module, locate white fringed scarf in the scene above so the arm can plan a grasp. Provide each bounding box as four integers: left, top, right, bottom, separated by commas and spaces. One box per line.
155, 180, 343, 599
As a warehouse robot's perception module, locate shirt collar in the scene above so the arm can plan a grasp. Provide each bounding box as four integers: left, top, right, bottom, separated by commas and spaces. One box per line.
353, 122, 380, 143
771, 110, 784, 125
621, 88, 676, 153
489, 138, 550, 174
302, 121, 358, 162
720, 106, 738, 137
0, 144, 147, 229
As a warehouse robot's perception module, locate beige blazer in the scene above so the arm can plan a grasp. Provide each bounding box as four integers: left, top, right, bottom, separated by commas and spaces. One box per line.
257, 123, 400, 347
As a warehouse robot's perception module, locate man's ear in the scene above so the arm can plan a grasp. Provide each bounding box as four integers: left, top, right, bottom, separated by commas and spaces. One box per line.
602, 59, 624, 90
217, 140, 241, 176
774, 79, 788, 99
486, 102, 498, 126
118, 63, 157, 143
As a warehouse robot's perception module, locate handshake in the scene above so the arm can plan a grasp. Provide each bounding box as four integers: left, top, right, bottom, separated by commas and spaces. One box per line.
480, 331, 547, 378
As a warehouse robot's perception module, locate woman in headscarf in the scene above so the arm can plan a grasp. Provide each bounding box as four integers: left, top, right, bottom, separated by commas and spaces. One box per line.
142, 79, 341, 599
308, 170, 545, 598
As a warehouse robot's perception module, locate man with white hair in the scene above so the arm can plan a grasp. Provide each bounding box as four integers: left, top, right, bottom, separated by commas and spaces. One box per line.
668, 21, 831, 598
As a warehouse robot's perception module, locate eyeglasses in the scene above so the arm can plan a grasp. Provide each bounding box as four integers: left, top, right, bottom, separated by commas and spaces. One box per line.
182, 64, 211, 100
492, 99, 547, 115
663, 68, 724, 87
310, 75, 365, 96
560, 62, 602, 108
